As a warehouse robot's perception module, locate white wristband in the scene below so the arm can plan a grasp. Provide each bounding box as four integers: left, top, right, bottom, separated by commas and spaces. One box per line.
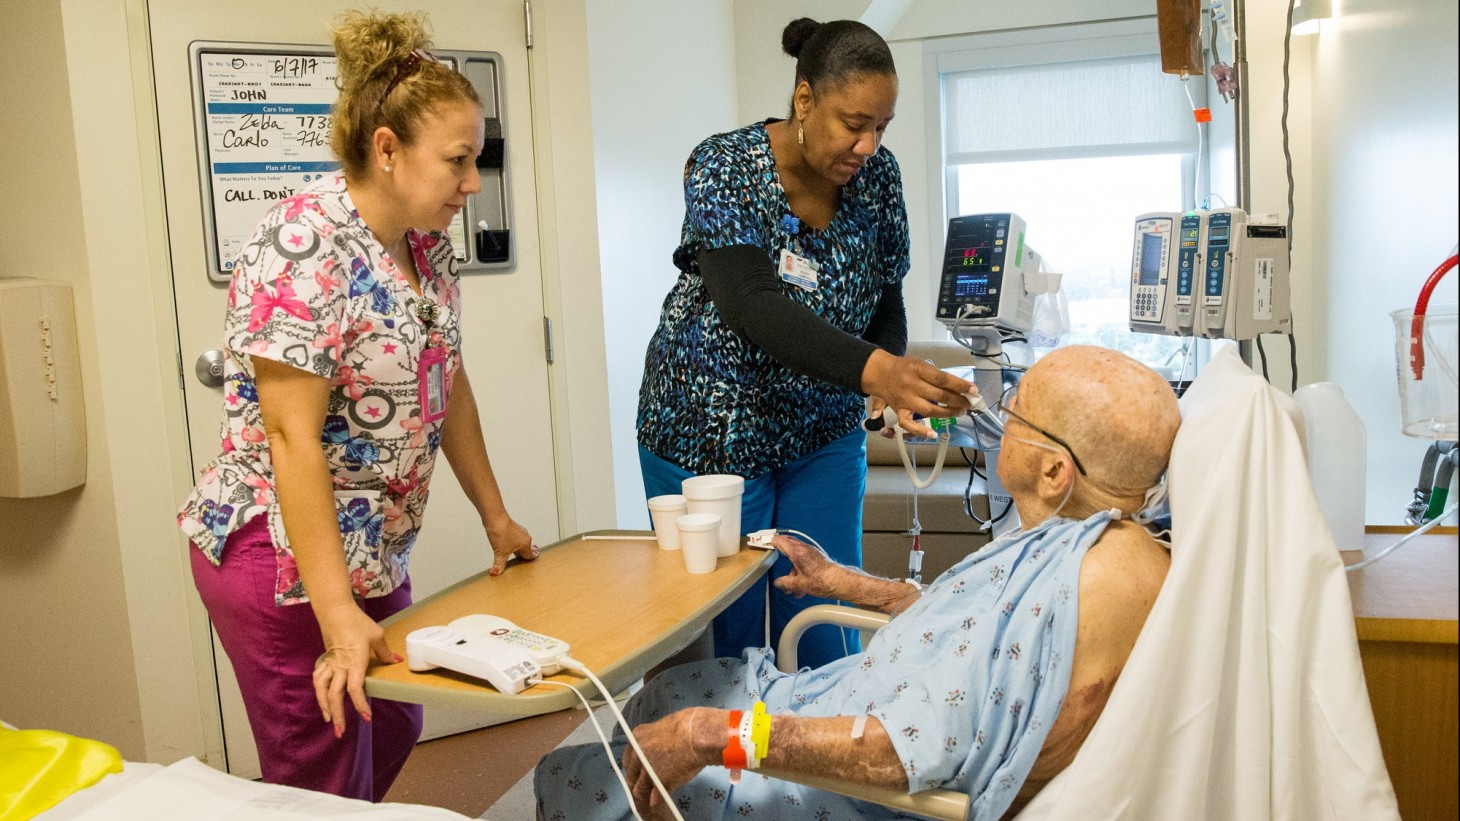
905, 578, 923, 591
739, 711, 758, 769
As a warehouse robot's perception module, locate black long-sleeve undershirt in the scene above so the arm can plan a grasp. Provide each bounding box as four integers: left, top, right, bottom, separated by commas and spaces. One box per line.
697, 244, 908, 394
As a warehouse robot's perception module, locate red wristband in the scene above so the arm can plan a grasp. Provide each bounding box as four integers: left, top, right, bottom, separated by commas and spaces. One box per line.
722, 710, 747, 775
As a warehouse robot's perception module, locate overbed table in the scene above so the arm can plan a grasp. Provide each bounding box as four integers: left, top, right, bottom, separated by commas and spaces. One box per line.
1342, 527, 1458, 821
365, 530, 776, 715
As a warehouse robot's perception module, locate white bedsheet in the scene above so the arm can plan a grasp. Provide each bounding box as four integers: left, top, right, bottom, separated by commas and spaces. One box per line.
1018, 346, 1399, 820
37, 757, 473, 821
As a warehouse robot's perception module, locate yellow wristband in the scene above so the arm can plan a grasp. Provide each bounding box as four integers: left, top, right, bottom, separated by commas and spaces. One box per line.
750, 700, 772, 762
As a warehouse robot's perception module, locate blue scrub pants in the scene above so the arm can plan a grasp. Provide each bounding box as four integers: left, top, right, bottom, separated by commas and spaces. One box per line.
638, 430, 866, 670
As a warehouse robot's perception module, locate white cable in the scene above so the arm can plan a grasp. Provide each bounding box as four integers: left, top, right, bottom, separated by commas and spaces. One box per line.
895, 428, 950, 489
1344, 503, 1457, 572
775, 529, 852, 655
557, 657, 686, 821
531, 678, 645, 821
778, 528, 823, 550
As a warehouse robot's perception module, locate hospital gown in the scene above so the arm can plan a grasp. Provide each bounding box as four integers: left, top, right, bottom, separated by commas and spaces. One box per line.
535, 511, 1116, 821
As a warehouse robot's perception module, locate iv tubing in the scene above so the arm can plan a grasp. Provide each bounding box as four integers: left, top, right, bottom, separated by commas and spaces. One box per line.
1409, 254, 1457, 380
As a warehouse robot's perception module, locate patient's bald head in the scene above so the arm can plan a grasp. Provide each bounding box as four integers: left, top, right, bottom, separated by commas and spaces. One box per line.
1014, 346, 1180, 513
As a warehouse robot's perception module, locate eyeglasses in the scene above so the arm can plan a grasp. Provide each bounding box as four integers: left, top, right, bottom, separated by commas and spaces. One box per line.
994, 384, 1087, 476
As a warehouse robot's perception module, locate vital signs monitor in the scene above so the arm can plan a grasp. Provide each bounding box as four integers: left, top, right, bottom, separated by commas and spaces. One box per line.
937, 213, 1040, 334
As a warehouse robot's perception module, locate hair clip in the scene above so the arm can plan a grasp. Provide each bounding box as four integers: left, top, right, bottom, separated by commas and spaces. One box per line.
380, 50, 439, 106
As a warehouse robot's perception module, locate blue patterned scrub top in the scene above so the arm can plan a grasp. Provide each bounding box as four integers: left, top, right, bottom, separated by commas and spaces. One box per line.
636, 120, 910, 478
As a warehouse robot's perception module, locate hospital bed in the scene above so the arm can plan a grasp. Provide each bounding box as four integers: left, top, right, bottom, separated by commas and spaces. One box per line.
763, 347, 1402, 820
32, 760, 471, 820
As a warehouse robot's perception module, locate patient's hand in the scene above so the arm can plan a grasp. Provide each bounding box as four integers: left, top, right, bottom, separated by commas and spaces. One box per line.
772, 535, 841, 599
621, 707, 721, 819
774, 536, 917, 615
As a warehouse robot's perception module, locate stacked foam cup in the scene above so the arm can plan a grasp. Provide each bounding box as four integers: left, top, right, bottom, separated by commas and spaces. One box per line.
676, 513, 722, 573
646, 494, 688, 549
681, 474, 745, 557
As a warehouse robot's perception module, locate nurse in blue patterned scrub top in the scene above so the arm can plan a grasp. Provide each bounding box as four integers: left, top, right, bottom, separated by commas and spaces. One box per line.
636, 18, 974, 668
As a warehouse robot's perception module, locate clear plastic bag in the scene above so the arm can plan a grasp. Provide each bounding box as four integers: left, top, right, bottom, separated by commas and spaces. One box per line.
1025, 272, 1069, 348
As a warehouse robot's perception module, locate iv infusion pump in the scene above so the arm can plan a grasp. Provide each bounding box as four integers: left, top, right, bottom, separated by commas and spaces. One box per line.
937, 212, 1043, 334
1129, 207, 1291, 340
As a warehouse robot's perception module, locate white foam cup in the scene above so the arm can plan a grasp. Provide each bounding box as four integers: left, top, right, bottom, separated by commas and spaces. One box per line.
676, 513, 722, 573
646, 494, 688, 550
681, 474, 745, 557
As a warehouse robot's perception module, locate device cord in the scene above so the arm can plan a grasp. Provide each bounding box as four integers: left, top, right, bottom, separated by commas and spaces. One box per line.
556, 659, 686, 821
1345, 503, 1457, 572
530, 678, 646, 821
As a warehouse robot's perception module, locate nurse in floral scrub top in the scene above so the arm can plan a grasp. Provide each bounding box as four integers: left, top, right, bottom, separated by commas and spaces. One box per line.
177, 9, 535, 800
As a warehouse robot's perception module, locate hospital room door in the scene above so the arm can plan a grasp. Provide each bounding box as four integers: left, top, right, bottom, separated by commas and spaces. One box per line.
147, 0, 560, 777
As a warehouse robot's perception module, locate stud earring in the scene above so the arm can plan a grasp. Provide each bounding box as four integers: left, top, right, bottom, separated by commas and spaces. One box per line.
797, 122, 804, 146
384, 164, 393, 172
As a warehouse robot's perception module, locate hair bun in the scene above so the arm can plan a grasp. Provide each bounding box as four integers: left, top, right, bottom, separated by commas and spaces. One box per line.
781, 18, 820, 59
332, 9, 431, 89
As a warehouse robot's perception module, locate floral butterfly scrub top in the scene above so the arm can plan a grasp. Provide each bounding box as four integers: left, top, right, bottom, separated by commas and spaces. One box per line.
178, 173, 462, 606
636, 119, 910, 478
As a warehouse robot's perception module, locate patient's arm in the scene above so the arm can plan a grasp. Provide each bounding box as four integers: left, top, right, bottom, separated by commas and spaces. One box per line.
622, 707, 906, 818
772, 535, 920, 616
1005, 520, 1170, 818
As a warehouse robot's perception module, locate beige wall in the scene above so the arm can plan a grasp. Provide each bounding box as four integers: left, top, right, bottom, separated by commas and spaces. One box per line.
529, 1, 619, 537
1307, 0, 1459, 521
587, 0, 740, 528
0, 1, 146, 757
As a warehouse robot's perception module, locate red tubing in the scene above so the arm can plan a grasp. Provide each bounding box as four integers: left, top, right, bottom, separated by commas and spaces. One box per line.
1410, 254, 1457, 380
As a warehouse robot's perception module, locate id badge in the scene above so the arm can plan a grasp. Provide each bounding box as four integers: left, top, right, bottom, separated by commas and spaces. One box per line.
418, 346, 449, 423
778, 248, 819, 291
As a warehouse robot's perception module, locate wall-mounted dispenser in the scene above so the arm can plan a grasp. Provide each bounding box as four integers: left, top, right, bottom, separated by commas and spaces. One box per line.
0, 278, 86, 497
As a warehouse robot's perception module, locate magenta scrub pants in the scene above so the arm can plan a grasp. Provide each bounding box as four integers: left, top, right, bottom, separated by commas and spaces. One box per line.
190, 515, 423, 800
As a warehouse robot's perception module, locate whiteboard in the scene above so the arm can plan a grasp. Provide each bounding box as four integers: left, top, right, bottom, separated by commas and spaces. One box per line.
191, 42, 491, 283
192, 45, 341, 281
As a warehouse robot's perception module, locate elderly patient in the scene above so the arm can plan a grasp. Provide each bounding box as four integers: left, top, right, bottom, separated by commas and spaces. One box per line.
536, 346, 1180, 821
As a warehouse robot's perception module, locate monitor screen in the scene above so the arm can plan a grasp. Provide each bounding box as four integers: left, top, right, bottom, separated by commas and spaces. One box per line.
1139, 232, 1164, 285
953, 272, 990, 297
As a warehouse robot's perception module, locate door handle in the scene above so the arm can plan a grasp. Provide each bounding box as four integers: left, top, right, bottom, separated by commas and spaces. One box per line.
195, 349, 226, 388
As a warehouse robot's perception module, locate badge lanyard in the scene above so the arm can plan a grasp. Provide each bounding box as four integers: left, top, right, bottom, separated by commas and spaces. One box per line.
416, 297, 449, 423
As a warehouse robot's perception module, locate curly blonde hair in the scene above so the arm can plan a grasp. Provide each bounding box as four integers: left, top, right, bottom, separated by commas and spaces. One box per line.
330, 9, 481, 178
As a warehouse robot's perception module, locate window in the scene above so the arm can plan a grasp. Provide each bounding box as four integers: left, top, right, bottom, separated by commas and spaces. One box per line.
932, 27, 1211, 378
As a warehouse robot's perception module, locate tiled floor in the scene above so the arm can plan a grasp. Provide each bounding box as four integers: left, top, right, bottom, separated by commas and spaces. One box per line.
382, 709, 587, 818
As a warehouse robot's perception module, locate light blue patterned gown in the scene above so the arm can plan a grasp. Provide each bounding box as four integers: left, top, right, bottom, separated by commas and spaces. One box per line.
535, 511, 1117, 821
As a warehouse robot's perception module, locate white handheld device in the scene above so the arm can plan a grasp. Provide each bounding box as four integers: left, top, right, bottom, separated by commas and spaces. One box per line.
445, 614, 572, 675
405, 614, 571, 694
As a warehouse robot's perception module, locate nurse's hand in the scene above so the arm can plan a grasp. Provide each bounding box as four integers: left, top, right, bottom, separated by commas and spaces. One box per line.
313, 603, 400, 739
487, 515, 539, 577
861, 350, 974, 436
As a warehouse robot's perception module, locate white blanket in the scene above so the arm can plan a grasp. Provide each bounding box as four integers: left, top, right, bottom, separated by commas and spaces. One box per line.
1018, 346, 1398, 819
37, 757, 472, 821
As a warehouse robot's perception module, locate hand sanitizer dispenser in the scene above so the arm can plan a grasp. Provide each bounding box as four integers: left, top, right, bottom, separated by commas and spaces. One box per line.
0, 278, 86, 497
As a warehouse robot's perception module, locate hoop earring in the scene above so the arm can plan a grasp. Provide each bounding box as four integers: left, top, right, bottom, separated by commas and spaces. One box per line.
797, 122, 804, 146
